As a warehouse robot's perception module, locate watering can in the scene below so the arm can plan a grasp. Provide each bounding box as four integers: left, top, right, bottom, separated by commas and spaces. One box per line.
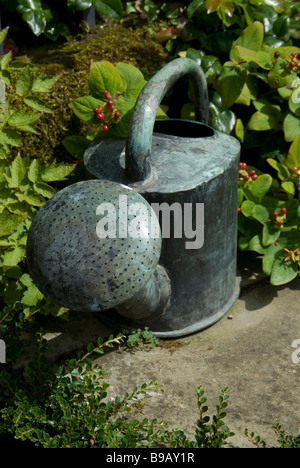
26, 58, 241, 338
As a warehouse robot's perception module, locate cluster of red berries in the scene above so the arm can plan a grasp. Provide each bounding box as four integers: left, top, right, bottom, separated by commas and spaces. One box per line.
272, 207, 287, 230
288, 51, 300, 70
275, 50, 300, 71
93, 90, 121, 132
239, 162, 258, 181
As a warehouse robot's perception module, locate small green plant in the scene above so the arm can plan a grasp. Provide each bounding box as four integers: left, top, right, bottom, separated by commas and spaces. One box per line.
246, 424, 300, 448
125, 327, 159, 349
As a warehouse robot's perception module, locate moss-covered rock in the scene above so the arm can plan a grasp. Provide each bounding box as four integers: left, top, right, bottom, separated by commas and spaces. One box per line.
9, 25, 168, 164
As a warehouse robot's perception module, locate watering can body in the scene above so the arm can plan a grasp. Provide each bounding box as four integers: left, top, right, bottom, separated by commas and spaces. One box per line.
84, 58, 241, 337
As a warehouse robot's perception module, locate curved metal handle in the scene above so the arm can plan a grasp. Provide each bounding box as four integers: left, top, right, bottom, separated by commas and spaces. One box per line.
125, 58, 209, 182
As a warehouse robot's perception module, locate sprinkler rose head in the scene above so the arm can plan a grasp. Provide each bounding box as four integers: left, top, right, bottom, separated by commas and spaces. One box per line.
26, 179, 161, 312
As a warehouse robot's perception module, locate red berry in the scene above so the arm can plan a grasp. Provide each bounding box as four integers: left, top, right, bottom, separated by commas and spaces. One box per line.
95, 112, 105, 121
104, 90, 109, 96
291, 52, 296, 58
273, 212, 279, 219
237, 207, 241, 214
297, 53, 300, 60
93, 107, 100, 113
290, 61, 296, 68
114, 111, 121, 120
239, 162, 247, 170
280, 207, 287, 215
278, 219, 284, 226
103, 124, 109, 131
251, 174, 258, 180
244, 175, 250, 181
248, 169, 256, 176
107, 100, 114, 107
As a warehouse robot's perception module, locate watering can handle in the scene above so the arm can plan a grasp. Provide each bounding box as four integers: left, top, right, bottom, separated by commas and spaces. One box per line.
125, 58, 209, 182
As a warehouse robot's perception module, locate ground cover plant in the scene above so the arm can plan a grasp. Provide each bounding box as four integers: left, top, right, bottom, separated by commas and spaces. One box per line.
0, 1, 299, 448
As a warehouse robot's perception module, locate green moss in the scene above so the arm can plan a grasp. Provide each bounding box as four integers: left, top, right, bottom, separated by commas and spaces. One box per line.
7, 26, 167, 164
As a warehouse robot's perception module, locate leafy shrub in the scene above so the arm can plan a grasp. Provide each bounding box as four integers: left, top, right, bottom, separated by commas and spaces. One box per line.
237, 145, 300, 285
0, 28, 76, 321
0, 329, 235, 448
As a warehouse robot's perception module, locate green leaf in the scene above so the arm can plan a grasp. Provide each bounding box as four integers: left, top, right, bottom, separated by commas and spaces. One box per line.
88, 60, 126, 100
9, 155, 27, 187
41, 161, 75, 182
17, 2, 48, 36
0, 209, 23, 236
33, 181, 56, 198
265, 0, 284, 13
252, 204, 270, 224
23, 96, 53, 113
235, 119, 245, 142
21, 284, 44, 306
187, 0, 206, 18
0, 27, 9, 45
2, 265, 22, 279
0, 79, 5, 103
16, 68, 32, 97
286, 138, 300, 168
230, 21, 264, 60
67, 0, 92, 11
241, 200, 255, 217
247, 104, 283, 131
210, 103, 236, 134
1, 51, 13, 71
2, 246, 26, 266
0, 129, 22, 147
235, 76, 259, 106
8, 109, 41, 129
62, 135, 91, 159
248, 235, 267, 254
283, 114, 300, 142
116, 62, 146, 103
267, 158, 290, 180
250, 174, 273, 201
217, 63, 247, 108
73, 95, 102, 122
20, 272, 34, 288
270, 256, 298, 285
262, 244, 282, 276
234, 46, 272, 70
281, 181, 295, 197
23, 190, 45, 207
262, 221, 281, 246
28, 159, 41, 183
273, 14, 290, 37
93, 0, 123, 19
31, 74, 60, 93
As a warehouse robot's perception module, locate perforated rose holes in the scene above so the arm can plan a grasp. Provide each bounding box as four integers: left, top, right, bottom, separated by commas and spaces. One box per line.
26, 180, 161, 312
